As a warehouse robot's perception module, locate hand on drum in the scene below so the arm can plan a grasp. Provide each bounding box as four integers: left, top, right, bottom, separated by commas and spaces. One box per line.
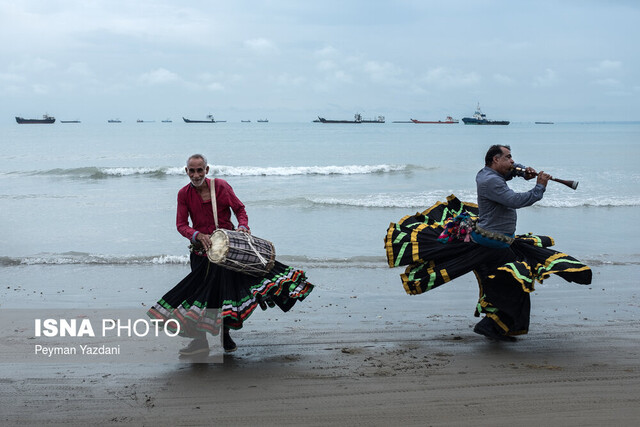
238, 226, 251, 235
196, 232, 212, 251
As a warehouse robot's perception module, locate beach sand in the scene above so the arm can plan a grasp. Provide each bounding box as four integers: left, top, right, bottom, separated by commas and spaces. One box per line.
1, 264, 639, 425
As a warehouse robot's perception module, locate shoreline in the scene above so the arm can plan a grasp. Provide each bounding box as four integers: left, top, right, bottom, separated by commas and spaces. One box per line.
1, 264, 639, 424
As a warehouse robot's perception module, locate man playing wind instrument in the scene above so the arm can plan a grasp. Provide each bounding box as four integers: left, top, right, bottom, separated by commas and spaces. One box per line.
384, 145, 591, 341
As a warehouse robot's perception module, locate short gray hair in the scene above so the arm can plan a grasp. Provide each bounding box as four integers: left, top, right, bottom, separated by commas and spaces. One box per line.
187, 154, 208, 167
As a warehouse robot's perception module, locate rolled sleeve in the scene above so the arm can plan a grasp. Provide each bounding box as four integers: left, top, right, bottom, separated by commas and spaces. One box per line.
485, 175, 545, 209
176, 188, 197, 240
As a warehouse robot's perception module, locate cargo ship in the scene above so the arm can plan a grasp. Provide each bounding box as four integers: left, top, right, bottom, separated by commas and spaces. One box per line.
183, 114, 226, 123
317, 113, 384, 123
411, 116, 459, 124
461, 104, 509, 125
15, 114, 55, 124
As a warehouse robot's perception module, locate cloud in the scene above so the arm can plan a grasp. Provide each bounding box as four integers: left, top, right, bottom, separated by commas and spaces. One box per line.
589, 60, 622, 74
66, 62, 93, 77
363, 60, 402, 84
244, 38, 277, 53
0, 72, 24, 83
275, 73, 306, 86
333, 70, 352, 84
315, 46, 338, 57
592, 78, 620, 87
31, 84, 49, 94
317, 60, 336, 71
8, 57, 56, 73
139, 68, 179, 85
197, 71, 243, 91
206, 82, 224, 91
420, 67, 480, 88
0, 72, 24, 95
493, 73, 515, 85
533, 68, 558, 87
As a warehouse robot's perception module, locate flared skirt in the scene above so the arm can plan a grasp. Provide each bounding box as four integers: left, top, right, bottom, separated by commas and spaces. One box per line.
147, 256, 313, 337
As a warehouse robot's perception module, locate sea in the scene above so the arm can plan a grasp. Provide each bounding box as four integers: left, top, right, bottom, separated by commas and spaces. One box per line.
1, 120, 639, 310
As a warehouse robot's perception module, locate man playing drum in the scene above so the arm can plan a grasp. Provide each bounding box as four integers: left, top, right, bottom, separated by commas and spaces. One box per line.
147, 154, 314, 356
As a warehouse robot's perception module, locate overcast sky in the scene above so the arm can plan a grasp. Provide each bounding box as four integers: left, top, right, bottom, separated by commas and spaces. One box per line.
2, 0, 638, 122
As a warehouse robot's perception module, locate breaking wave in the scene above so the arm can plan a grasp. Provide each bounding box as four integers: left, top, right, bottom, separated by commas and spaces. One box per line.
306, 193, 640, 209
0, 253, 189, 266
535, 196, 640, 208
15, 164, 417, 178
0, 253, 388, 268
3, 253, 637, 268
306, 191, 477, 209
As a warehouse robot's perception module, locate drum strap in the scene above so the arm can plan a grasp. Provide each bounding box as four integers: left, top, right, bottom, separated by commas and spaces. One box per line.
247, 235, 269, 267
210, 178, 219, 229
210, 179, 268, 267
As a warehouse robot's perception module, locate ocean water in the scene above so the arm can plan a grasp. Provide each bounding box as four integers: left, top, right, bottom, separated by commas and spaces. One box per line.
1, 121, 639, 307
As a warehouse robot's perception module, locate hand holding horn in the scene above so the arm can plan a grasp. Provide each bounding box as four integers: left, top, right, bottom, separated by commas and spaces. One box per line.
513, 167, 579, 190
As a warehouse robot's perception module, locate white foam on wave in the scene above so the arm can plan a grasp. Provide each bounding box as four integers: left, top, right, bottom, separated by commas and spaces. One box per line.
536, 196, 640, 208
307, 191, 478, 208
307, 192, 640, 209
150, 255, 189, 264
30, 164, 414, 178
14, 253, 189, 266
100, 167, 166, 176
210, 164, 409, 176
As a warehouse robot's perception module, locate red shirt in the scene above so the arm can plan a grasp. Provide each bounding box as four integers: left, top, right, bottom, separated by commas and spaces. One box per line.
176, 178, 249, 241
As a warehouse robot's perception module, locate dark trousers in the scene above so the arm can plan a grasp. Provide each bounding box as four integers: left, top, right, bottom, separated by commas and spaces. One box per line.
188, 253, 230, 336
474, 248, 532, 335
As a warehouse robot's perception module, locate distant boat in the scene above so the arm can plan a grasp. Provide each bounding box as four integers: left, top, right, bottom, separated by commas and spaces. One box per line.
161, 119, 172, 123
317, 115, 359, 124
15, 114, 55, 124
461, 103, 509, 125
257, 119, 268, 123
241, 120, 251, 123
317, 113, 384, 124
108, 119, 122, 123
183, 114, 226, 123
60, 120, 81, 123
535, 121, 554, 124
411, 116, 459, 124
137, 119, 155, 123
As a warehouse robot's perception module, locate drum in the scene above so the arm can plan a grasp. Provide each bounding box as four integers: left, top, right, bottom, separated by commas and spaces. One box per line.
206, 229, 276, 276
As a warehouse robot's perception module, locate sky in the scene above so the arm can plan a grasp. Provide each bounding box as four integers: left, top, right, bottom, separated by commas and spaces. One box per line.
1, 0, 639, 123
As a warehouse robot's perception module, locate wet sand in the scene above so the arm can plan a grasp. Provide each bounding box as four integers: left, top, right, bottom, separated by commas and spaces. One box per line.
1, 264, 639, 425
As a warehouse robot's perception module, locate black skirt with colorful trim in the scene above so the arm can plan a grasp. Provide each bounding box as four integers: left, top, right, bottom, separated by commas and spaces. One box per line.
147, 254, 313, 337
384, 194, 592, 335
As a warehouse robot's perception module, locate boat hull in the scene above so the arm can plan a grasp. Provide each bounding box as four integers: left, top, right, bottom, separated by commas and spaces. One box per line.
461, 118, 509, 125
183, 117, 215, 123
317, 117, 384, 124
183, 117, 226, 123
16, 116, 55, 124
317, 117, 359, 124
411, 119, 459, 124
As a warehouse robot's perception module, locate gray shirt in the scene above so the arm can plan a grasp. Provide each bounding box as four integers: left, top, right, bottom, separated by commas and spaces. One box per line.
476, 165, 546, 235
